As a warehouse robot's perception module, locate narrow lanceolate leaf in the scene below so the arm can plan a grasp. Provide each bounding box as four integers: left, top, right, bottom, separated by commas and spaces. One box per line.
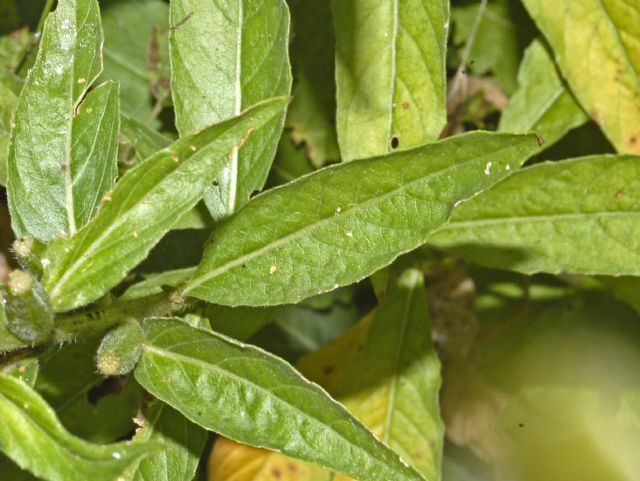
336, 270, 443, 481
123, 402, 207, 481
43, 97, 288, 313
522, 0, 640, 154
183, 132, 540, 307
499, 39, 587, 149
7, 0, 118, 241
0, 375, 159, 481
134, 318, 425, 481
334, 0, 449, 161
430, 155, 640, 275
170, 0, 292, 219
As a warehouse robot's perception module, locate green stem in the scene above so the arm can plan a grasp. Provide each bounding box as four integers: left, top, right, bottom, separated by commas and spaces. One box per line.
0, 292, 193, 355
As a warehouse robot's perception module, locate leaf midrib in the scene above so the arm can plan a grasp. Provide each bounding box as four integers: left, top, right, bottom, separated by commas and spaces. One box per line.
382, 278, 415, 444
184, 141, 522, 293
140, 335, 410, 479
440, 209, 640, 231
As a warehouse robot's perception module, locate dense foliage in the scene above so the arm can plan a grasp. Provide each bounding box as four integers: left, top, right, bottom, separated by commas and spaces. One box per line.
0, 1, 638, 480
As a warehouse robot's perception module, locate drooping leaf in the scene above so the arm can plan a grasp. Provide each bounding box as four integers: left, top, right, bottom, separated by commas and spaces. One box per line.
123, 402, 207, 481
100, 0, 169, 121
334, 0, 449, 161
170, 0, 292, 220
285, 0, 339, 167
499, 39, 587, 149
42, 97, 288, 312
208, 437, 330, 481
0, 374, 158, 481
7, 0, 121, 241
35, 336, 140, 443
522, 0, 640, 154
183, 131, 540, 307
134, 317, 426, 481
430, 154, 640, 275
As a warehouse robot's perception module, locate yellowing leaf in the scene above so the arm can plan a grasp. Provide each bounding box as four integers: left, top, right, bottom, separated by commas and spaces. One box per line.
208, 438, 330, 481
522, 0, 640, 154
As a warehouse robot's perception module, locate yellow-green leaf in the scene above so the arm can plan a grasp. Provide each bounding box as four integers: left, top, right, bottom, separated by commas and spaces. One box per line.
522, 0, 640, 154
334, 0, 449, 161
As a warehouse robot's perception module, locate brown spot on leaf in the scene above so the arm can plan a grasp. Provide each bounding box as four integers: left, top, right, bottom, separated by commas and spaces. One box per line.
402, 102, 410, 109
287, 463, 298, 473
322, 365, 335, 375
272, 467, 282, 479
629, 135, 637, 146
535, 133, 545, 146
616, 189, 624, 199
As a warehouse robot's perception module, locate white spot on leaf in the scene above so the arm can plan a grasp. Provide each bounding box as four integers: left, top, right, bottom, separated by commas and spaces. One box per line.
484, 161, 492, 175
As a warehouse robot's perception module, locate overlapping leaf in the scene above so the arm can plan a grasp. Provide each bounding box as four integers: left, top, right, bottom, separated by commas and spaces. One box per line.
208, 437, 330, 481
522, 0, 640, 154
43, 97, 288, 312
334, 0, 449, 161
170, 0, 291, 219
183, 132, 539, 306
134, 317, 425, 481
100, 0, 169, 121
335, 270, 443, 481
0, 374, 159, 481
499, 39, 587, 149
123, 402, 207, 481
285, 0, 339, 167
430, 155, 640, 275
7, 0, 119, 241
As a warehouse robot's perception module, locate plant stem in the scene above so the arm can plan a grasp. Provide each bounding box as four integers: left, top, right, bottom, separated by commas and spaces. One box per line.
0, 292, 192, 355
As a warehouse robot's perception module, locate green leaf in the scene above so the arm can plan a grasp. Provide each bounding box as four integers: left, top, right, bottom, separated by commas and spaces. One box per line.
36, 337, 141, 443
134, 317, 425, 481
123, 402, 207, 481
499, 39, 587, 150
430, 154, 640, 275
334, 0, 449, 161
205, 304, 278, 341
183, 131, 540, 307
522, 0, 640, 154
121, 267, 197, 301
450, 0, 535, 94
7, 0, 119, 241
100, 0, 169, 121
42, 97, 288, 313
285, 0, 339, 167
120, 114, 171, 162
0, 374, 158, 481
336, 270, 443, 481
170, 0, 292, 220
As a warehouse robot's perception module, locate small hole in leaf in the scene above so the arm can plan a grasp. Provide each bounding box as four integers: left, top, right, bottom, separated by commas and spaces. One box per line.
390, 136, 400, 149
212, 180, 219, 187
